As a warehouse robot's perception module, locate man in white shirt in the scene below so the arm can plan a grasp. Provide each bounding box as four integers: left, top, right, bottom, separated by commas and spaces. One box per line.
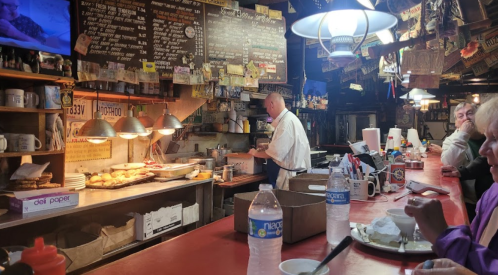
248, 93, 311, 190
441, 102, 487, 221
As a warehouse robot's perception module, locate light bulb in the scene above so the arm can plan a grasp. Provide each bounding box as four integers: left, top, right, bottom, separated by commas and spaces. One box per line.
376, 29, 394, 44
413, 95, 423, 101
158, 129, 176, 135
86, 137, 108, 144
118, 133, 138, 139
138, 128, 153, 136
357, 0, 375, 9
327, 10, 358, 37
472, 94, 480, 104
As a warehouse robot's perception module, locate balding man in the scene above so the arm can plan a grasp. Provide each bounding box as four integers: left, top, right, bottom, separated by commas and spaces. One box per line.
441, 102, 492, 221
248, 93, 311, 190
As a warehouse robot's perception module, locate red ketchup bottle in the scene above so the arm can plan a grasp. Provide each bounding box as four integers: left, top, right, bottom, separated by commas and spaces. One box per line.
20, 237, 66, 275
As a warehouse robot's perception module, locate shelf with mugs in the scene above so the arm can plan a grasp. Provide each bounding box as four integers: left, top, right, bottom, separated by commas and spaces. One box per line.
0, 106, 64, 114
73, 87, 177, 103
0, 68, 74, 83
0, 150, 64, 158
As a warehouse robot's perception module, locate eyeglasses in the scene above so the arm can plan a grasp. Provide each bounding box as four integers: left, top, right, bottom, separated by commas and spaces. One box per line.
0, 2, 19, 11
456, 111, 475, 120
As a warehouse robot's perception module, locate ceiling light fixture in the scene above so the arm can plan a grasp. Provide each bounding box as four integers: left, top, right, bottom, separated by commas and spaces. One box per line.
137, 111, 154, 136
113, 92, 147, 139
472, 94, 480, 104
400, 88, 436, 100
78, 89, 116, 144
153, 104, 183, 135
290, 0, 397, 67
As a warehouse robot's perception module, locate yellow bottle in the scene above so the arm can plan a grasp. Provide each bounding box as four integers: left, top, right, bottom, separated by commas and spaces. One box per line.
243, 120, 250, 133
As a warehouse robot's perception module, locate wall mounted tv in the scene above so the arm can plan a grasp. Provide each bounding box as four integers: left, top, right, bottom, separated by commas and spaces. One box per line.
303, 79, 327, 97
0, 0, 71, 55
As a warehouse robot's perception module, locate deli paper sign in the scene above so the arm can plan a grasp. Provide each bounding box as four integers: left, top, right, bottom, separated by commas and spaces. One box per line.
92, 101, 126, 123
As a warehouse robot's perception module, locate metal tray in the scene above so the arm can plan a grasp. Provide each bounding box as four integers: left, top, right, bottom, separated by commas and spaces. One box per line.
149, 163, 196, 178
85, 174, 156, 189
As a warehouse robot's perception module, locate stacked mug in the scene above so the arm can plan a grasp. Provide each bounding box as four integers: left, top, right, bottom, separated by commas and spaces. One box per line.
4, 133, 41, 152
1, 89, 39, 108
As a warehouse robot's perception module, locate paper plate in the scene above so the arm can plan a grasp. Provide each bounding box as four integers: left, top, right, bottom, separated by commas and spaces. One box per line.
351, 228, 433, 254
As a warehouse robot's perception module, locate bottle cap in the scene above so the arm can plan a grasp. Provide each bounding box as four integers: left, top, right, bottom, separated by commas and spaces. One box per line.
21, 237, 58, 264
388, 136, 393, 139
393, 146, 399, 150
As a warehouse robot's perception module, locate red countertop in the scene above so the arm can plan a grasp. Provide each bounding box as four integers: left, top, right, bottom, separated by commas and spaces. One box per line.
86, 154, 467, 275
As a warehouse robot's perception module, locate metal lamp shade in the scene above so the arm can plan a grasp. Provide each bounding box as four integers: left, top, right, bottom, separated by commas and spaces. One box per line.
137, 111, 155, 128
113, 110, 147, 135
153, 109, 183, 133
78, 111, 117, 138
400, 88, 436, 100
290, 0, 397, 39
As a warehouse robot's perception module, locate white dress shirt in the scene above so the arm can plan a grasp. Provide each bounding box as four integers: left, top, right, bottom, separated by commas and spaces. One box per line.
266, 108, 311, 190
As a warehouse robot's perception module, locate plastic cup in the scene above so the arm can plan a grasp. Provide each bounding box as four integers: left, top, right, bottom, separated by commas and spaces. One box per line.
386, 208, 416, 236
279, 259, 330, 275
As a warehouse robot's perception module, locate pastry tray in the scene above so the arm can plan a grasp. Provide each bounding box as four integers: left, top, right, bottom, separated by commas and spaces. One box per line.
85, 174, 156, 189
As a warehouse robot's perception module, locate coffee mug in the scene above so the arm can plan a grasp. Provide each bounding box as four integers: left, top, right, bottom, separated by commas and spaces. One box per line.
18, 134, 42, 152
0, 135, 6, 153
349, 179, 376, 201
5, 89, 26, 108
4, 133, 20, 152
25, 92, 40, 108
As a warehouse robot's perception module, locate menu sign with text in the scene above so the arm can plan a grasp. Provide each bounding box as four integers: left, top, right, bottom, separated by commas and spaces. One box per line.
76, 0, 286, 83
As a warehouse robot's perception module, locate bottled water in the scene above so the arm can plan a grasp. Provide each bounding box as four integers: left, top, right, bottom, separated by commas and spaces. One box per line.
326, 167, 351, 246
328, 154, 342, 175
247, 184, 283, 275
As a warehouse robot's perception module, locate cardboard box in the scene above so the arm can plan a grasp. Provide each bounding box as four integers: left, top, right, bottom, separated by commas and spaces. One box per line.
288, 174, 328, 194
43, 229, 103, 272
133, 202, 183, 241
10, 192, 79, 214
234, 190, 326, 243
35, 85, 62, 109
182, 202, 199, 226
226, 153, 263, 174
101, 216, 136, 254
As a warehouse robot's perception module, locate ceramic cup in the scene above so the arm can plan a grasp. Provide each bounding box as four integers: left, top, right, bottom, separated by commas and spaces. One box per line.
0, 135, 7, 153
4, 133, 20, 152
386, 208, 416, 236
279, 259, 329, 275
18, 134, 42, 152
5, 89, 25, 108
25, 92, 39, 108
349, 179, 376, 201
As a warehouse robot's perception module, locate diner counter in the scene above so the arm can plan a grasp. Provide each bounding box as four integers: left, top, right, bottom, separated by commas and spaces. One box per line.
86, 154, 468, 275
0, 178, 213, 229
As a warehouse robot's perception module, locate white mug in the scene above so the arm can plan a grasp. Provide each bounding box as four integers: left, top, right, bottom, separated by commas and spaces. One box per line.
5, 89, 26, 108
25, 92, 39, 108
18, 134, 42, 152
0, 135, 6, 153
4, 133, 20, 152
349, 179, 376, 201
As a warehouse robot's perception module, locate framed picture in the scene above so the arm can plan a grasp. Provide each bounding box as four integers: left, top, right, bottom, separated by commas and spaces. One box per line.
449, 105, 456, 124
396, 106, 415, 128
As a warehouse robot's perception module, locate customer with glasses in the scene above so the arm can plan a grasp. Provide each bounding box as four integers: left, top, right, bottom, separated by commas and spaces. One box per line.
0, 0, 45, 43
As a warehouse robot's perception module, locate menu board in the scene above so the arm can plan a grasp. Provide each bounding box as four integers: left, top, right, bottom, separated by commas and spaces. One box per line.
76, 0, 286, 83
204, 6, 287, 82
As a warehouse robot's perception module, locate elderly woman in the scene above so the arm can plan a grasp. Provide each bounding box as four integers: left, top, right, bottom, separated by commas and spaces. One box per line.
405, 97, 498, 275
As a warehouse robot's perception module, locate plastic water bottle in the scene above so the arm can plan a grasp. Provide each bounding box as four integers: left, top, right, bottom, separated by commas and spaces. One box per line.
326, 167, 350, 246
247, 184, 283, 275
328, 154, 342, 175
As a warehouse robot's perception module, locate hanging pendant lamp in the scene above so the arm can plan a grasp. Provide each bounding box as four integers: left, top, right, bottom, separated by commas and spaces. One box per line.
137, 111, 154, 136
153, 104, 183, 135
78, 90, 116, 144
290, 0, 397, 67
113, 93, 147, 139
400, 88, 436, 100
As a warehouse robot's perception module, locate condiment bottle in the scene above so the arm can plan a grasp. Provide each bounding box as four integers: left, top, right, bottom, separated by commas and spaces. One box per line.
391, 146, 403, 163
20, 237, 66, 275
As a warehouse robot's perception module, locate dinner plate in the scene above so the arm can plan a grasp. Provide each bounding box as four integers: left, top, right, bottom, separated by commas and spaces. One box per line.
351, 228, 433, 254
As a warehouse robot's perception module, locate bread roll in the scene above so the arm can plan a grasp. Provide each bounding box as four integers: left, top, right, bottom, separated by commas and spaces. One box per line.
90, 175, 102, 183
102, 173, 112, 181
103, 179, 116, 186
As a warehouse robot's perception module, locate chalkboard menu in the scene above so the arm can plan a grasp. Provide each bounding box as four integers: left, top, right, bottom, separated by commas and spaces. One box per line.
76, 0, 286, 83
205, 6, 287, 82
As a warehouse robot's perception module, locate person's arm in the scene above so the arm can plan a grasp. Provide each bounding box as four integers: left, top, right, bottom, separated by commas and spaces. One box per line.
248, 148, 271, 159
413, 259, 477, 275
433, 196, 498, 275
0, 19, 39, 43
458, 157, 490, 180
441, 131, 470, 166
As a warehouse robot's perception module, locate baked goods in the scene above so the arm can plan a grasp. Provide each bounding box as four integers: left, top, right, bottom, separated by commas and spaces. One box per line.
101, 173, 113, 181
85, 168, 151, 188
9, 170, 57, 190
38, 183, 62, 189
90, 175, 102, 183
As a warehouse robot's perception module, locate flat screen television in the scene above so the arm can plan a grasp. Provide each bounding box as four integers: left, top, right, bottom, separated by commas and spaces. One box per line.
0, 0, 71, 55
303, 79, 327, 97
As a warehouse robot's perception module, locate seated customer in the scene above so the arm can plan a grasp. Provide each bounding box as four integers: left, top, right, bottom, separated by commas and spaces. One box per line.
405, 97, 498, 275
413, 258, 477, 275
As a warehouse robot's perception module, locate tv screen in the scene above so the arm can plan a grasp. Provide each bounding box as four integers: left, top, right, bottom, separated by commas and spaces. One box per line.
303, 79, 327, 97
0, 0, 71, 55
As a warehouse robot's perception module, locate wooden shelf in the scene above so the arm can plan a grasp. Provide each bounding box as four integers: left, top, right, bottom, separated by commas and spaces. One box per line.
0, 106, 63, 113
425, 120, 448, 122
0, 68, 74, 83
73, 88, 177, 103
0, 150, 64, 158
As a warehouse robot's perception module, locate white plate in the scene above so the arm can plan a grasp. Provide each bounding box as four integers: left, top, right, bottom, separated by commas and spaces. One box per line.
351, 228, 433, 254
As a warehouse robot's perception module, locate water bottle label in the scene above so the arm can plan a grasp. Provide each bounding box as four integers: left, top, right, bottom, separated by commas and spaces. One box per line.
248, 218, 283, 239
326, 191, 350, 205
